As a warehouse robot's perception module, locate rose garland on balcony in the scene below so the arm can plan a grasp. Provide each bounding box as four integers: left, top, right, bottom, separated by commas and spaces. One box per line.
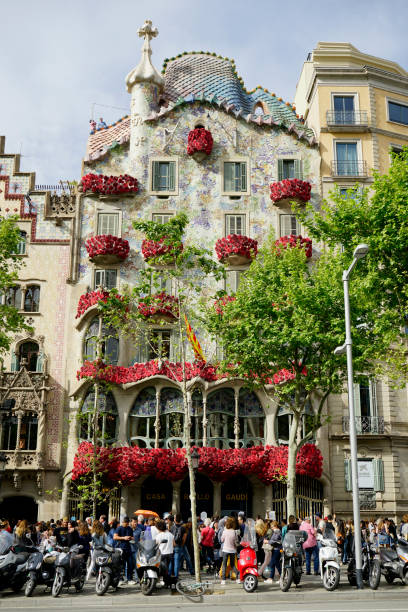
270, 178, 311, 204
75, 290, 125, 319
214, 295, 236, 315
187, 128, 213, 156
141, 237, 183, 263
72, 442, 322, 484
275, 235, 312, 258
80, 173, 139, 195
138, 292, 179, 320
85, 235, 130, 261
215, 235, 258, 263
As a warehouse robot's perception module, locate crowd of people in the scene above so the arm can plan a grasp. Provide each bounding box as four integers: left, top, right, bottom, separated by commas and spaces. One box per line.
0, 511, 407, 587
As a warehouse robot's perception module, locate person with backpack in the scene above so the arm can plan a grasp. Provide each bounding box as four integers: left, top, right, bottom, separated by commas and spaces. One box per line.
171, 514, 194, 578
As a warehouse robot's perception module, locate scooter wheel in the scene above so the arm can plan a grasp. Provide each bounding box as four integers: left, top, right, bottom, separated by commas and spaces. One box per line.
141, 575, 156, 596
369, 560, 381, 590
323, 566, 340, 591
96, 572, 111, 596
52, 570, 64, 597
24, 579, 36, 597
243, 574, 258, 593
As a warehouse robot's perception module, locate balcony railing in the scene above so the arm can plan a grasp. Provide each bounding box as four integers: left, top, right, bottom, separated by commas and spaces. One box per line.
342, 416, 385, 434
331, 160, 367, 177
327, 110, 368, 127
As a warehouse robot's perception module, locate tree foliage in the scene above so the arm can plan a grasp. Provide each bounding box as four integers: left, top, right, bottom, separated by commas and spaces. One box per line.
0, 216, 32, 358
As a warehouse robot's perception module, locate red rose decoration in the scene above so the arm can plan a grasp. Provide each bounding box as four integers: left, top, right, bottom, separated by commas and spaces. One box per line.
215, 235, 258, 265
270, 179, 311, 204
275, 235, 312, 258
187, 128, 213, 157
80, 173, 139, 195
138, 292, 179, 321
141, 238, 183, 263
76, 290, 125, 319
85, 234, 130, 264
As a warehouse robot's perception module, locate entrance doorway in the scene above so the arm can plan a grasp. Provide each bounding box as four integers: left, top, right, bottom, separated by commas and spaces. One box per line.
221, 475, 252, 517
0, 496, 38, 526
141, 476, 173, 518
180, 474, 213, 521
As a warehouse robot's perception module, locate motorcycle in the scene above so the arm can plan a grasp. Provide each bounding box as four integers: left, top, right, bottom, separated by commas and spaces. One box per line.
24, 548, 62, 596
136, 536, 167, 596
0, 545, 37, 593
317, 531, 340, 591
93, 545, 123, 596
51, 544, 86, 597
347, 539, 380, 589
378, 538, 408, 585
279, 530, 308, 592
237, 519, 259, 593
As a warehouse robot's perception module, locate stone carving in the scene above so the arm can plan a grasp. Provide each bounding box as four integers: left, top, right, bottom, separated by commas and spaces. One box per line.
49, 193, 76, 217
126, 19, 164, 91
13, 471, 21, 490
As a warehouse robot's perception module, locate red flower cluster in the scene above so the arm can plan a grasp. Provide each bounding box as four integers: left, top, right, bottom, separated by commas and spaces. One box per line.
75, 290, 125, 319
81, 173, 139, 195
187, 128, 213, 156
275, 235, 312, 258
77, 359, 220, 384
72, 442, 323, 485
141, 238, 183, 262
270, 179, 311, 204
215, 234, 258, 262
85, 235, 130, 260
138, 292, 179, 320
214, 295, 236, 315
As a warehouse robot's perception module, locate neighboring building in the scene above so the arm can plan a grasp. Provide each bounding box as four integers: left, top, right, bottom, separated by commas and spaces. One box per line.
63, 20, 323, 520
0, 136, 75, 521
295, 43, 408, 518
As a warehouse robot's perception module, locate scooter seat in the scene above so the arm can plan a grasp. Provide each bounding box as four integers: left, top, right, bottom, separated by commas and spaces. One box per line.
44, 556, 57, 564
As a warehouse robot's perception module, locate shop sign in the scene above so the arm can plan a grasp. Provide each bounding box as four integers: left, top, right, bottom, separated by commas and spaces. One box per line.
358, 460, 374, 489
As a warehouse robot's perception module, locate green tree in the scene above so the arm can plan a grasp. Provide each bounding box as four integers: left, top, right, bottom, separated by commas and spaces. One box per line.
0, 216, 31, 359
296, 148, 408, 323
98, 213, 224, 582
206, 238, 402, 517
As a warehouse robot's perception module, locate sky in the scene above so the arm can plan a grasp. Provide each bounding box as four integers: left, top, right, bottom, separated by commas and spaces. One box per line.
1, 0, 408, 184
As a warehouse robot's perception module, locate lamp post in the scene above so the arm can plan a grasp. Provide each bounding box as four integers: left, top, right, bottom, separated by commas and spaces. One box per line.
334, 243, 369, 590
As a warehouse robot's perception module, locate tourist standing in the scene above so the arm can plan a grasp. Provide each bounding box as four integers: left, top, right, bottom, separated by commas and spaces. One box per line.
300, 516, 318, 575
114, 516, 136, 585
220, 517, 239, 585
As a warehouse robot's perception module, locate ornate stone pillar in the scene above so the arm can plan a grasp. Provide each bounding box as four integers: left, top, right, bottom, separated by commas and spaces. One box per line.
234, 388, 240, 449
154, 388, 160, 448
172, 480, 181, 515
202, 396, 207, 447
213, 481, 221, 516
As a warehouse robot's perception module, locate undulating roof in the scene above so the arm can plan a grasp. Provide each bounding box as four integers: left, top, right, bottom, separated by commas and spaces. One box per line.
85, 52, 316, 162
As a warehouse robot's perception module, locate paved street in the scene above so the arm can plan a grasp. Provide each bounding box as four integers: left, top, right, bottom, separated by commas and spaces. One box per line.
0, 572, 406, 611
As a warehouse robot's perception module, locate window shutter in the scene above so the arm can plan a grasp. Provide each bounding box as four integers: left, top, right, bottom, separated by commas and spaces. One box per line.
94, 270, 104, 288
280, 214, 294, 237
11, 352, 19, 372
369, 380, 378, 417
344, 459, 352, 491
278, 159, 284, 181
152, 161, 160, 191
373, 458, 384, 492
240, 162, 247, 192
134, 329, 148, 363
353, 383, 362, 433
294, 160, 303, 180
168, 162, 176, 191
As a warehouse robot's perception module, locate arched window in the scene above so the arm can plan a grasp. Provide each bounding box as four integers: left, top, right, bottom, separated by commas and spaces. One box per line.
276, 400, 314, 444
18, 341, 40, 371
5, 285, 21, 309
24, 285, 40, 312
160, 387, 184, 449
84, 318, 119, 365
79, 387, 118, 445
129, 387, 157, 448
17, 231, 27, 255
238, 388, 264, 447
206, 388, 235, 449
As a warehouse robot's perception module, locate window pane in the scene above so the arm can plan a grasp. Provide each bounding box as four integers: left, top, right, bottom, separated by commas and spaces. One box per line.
280, 214, 300, 237
148, 330, 171, 360
359, 380, 371, 417
17, 231, 26, 255
282, 160, 295, 179
389, 101, 408, 125
97, 213, 119, 236
24, 285, 40, 312
225, 214, 245, 236
6, 286, 21, 308
152, 213, 173, 224
336, 142, 358, 175
224, 162, 235, 191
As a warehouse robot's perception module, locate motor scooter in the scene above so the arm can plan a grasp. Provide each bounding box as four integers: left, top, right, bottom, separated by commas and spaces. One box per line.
347, 539, 380, 589
51, 544, 86, 597
93, 545, 123, 595
317, 531, 340, 591
378, 537, 408, 585
237, 519, 259, 593
279, 530, 308, 592
136, 536, 167, 596
24, 548, 63, 596
0, 545, 37, 593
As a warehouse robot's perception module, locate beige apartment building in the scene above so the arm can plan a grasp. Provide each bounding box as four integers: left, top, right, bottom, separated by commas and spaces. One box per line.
295, 43, 408, 518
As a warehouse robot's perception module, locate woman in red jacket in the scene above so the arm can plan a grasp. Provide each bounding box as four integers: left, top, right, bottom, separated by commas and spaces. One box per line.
200, 518, 215, 572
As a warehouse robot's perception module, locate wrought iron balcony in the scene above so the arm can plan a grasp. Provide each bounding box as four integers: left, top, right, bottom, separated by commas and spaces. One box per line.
331, 160, 367, 177
342, 416, 385, 435
326, 110, 369, 130
359, 490, 376, 510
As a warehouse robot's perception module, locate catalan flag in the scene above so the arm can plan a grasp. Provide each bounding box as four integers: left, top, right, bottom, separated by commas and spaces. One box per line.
184, 314, 206, 363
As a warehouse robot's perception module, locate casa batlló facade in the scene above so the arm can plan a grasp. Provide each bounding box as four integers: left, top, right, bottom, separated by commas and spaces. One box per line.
0, 23, 406, 522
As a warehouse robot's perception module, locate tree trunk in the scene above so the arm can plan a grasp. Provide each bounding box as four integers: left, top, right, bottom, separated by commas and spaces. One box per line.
177, 288, 201, 582
286, 412, 300, 520
92, 315, 103, 519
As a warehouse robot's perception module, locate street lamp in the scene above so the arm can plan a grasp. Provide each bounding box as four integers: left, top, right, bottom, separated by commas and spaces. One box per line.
191, 447, 200, 471
334, 243, 369, 590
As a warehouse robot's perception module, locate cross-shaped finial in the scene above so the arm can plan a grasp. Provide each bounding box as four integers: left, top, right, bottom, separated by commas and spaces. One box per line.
138, 19, 158, 43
